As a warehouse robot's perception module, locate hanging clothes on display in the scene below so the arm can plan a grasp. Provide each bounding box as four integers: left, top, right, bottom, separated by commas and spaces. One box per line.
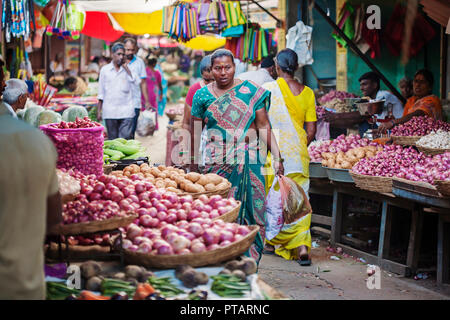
162, 1, 199, 42
197, 0, 227, 34
331, 1, 355, 48
384, 3, 437, 59
225, 24, 271, 64
45, 0, 81, 40
221, 0, 247, 37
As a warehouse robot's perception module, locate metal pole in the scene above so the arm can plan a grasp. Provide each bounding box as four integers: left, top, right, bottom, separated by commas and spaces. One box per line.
313, 1, 406, 104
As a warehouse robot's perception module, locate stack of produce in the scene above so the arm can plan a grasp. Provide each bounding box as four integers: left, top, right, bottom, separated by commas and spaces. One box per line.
103, 138, 148, 162
308, 134, 374, 162
318, 90, 358, 105
123, 219, 252, 255
315, 105, 326, 119
56, 169, 81, 196
41, 117, 104, 176
321, 145, 383, 169
112, 164, 230, 194
62, 170, 240, 246
391, 116, 450, 137
415, 130, 450, 150
352, 145, 427, 178
396, 152, 450, 184
322, 98, 352, 113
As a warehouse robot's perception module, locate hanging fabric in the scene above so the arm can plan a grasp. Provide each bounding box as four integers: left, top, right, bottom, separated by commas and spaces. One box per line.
221, 1, 246, 37
2, 0, 35, 42
225, 23, 271, 64
162, 1, 199, 42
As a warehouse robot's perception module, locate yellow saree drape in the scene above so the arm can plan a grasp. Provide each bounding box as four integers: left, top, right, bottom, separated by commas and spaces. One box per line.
263, 78, 317, 260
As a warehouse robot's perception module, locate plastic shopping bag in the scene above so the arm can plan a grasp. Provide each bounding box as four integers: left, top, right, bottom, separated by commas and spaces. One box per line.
264, 177, 284, 241
136, 110, 156, 137
279, 176, 310, 224
315, 119, 330, 141
286, 20, 314, 67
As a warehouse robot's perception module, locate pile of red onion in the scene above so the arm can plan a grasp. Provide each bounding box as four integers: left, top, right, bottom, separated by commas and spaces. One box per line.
318, 90, 357, 105
122, 219, 251, 255
308, 134, 375, 162
396, 152, 450, 184
316, 105, 326, 119
48, 117, 103, 129
63, 171, 240, 233
42, 118, 104, 176
391, 116, 450, 137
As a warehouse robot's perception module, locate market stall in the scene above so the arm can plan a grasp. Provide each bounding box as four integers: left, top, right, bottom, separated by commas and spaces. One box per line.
36, 114, 291, 300
307, 116, 450, 284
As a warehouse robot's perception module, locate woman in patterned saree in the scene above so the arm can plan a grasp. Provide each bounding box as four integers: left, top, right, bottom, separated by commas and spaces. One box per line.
262, 49, 317, 266
190, 49, 284, 263
378, 69, 442, 133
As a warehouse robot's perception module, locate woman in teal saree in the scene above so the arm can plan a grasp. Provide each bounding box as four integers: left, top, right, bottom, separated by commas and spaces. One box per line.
190, 49, 284, 263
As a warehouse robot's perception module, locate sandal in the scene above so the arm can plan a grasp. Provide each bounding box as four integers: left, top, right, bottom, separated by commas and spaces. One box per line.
297, 258, 312, 266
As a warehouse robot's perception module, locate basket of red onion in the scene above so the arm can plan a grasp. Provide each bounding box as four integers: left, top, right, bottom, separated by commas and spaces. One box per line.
40, 117, 104, 177
121, 221, 259, 268
52, 197, 138, 236
391, 116, 450, 146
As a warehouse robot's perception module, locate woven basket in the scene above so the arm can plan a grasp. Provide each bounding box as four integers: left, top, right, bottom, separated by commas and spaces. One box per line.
49, 214, 138, 236
123, 225, 260, 268
435, 180, 450, 198
350, 171, 393, 193
212, 201, 241, 223
178, 181, 232, 199
391, 135, 421, 146
416, 146, 450, 156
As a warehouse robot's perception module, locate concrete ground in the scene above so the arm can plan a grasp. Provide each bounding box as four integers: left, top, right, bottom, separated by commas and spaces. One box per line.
258, 236, 450, 300
135, 110, 450, 300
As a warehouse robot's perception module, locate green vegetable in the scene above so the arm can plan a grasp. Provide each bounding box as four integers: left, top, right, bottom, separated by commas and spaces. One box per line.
122, 151, 148, 160
211, 274, 251, 298
108, 143, 141, 156
104, 148, 125, 160
24, 106, 45, 125
113, 138, 128, 144
62, 105, 88, 122
88, 106, 98, 122
34, 110, 61, 127
101, 278, 136, 297
125, 139, 142, 146
148, 276, 184, 297
46, 282, 81, 300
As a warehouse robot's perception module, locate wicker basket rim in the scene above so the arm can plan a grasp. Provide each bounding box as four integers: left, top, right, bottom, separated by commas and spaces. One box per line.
124, 224, 259, 259
53, 214, 138, 235
349, 171, 393, 180
416, 145, 450, 152
392, 177, 437, 190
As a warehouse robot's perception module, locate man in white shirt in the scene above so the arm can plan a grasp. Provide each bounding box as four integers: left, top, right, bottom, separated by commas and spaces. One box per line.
97, 42, 141, 140
2, 78, 29, 117
324, 72, 404, 136
237, 55, 277, 86
124, 38, 151, 138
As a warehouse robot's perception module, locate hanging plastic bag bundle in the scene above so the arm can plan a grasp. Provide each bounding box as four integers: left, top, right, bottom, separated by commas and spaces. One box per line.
136, 110, 156, 137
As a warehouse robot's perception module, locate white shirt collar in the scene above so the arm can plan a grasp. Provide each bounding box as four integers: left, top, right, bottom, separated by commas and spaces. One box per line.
3, 102, 17, 118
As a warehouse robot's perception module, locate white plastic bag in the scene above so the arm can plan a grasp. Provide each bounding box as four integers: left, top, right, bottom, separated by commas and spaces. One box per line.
264, 177, 284, 241
136, 110, 155, 137
286, 20, 314, 67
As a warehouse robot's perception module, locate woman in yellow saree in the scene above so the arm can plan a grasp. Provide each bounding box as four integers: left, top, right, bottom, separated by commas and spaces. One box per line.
262, 49, 317, 265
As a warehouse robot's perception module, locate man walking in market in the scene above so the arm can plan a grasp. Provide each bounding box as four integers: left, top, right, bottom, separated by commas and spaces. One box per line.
97, 42, 141, 140
124, 37, 151, 139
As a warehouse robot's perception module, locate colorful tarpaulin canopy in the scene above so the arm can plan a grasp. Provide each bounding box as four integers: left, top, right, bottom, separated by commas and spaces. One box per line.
81, 11, 124, 42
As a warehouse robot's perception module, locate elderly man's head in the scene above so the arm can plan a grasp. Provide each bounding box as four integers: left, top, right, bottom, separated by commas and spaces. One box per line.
3, 79, 29, 111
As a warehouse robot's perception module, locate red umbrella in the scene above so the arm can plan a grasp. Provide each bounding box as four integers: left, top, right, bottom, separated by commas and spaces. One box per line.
81, 11, 124, 42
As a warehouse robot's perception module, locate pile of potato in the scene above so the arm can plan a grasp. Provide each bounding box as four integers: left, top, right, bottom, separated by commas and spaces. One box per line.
111, 164, 230, 194
321, 145, 383, 169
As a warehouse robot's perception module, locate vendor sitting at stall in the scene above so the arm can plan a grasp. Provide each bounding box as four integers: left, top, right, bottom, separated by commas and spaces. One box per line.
377, 69, 442, 133
57, 76, 87, 96
324, 72, 403, 136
